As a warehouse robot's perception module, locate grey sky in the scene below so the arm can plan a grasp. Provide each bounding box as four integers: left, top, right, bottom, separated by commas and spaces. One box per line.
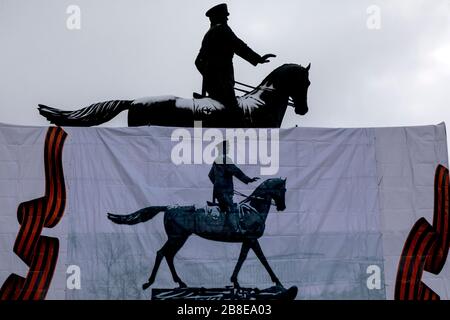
0, 0, 449, 134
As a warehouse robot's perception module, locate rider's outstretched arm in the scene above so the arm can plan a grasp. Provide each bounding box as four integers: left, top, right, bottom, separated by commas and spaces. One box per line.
226, 26, 262, 66
228, 164, 254, 184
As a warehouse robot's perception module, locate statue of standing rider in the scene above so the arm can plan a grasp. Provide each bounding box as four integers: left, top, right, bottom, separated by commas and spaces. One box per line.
208, 140, 260, 235
195, 3, 276, 122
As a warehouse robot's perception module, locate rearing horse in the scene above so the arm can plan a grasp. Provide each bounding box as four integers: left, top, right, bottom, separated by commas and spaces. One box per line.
107, 178, 287, 290
38, 63, 310, 128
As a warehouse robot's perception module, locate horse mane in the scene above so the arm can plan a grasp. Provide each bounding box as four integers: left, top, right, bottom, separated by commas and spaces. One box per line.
256, 63, 303, 89
244, 178, 284, 202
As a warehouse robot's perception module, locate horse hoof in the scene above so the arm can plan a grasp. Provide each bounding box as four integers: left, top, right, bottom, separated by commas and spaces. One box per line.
142, 282, 151, 291
178, 282, 187, 288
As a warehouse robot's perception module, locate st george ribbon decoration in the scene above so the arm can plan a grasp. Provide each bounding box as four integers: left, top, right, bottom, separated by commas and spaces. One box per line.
0, 127, 67, 300
395, 165, 450, 300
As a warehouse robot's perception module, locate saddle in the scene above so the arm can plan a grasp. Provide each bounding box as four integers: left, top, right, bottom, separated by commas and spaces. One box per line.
205, 201, 229, 221
204, 201, 257, 234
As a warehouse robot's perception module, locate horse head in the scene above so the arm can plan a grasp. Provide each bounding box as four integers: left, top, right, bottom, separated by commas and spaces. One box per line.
262, 63, 310, 116
251, 178, 287, 212
270, 177, 287, 211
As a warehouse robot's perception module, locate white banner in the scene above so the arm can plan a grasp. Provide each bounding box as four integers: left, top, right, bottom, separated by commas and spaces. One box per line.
0, 123, 448, 300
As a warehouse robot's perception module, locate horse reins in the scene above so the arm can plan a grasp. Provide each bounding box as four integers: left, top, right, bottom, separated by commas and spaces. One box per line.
234, 81, 295, 107
234, 190, 277, 206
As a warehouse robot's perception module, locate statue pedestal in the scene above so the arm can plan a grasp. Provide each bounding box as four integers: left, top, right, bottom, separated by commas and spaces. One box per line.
151, 285, 298, 300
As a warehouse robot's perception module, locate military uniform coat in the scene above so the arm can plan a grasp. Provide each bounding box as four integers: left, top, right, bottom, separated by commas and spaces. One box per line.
195, 23, 262, 108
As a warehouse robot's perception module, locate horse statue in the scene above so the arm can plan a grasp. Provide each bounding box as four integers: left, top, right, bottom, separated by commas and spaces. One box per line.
107, 178, 287, 290
38, 63, 310, 128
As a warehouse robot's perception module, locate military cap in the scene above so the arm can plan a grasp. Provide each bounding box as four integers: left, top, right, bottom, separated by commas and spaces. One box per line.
205, 3, 229, 18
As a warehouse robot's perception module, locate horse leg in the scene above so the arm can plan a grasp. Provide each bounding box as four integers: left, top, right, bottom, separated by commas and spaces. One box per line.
142, 242, 168, 290
230, 240, 251, 288
164, 236, 188, 288
251, 240, 283, 288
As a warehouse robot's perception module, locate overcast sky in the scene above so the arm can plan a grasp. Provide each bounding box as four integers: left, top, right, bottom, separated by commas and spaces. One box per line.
1, 0, 449, 135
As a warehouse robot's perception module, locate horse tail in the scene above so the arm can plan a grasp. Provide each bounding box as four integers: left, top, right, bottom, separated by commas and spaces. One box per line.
38, 100, 132, 127
107, 206, 167, 225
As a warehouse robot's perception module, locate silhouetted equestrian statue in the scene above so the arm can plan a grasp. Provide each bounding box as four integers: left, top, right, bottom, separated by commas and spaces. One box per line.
107, 178, 291, 293
37, 3, 310, 129
208, 140, 260, 236
195, 3, 276, 125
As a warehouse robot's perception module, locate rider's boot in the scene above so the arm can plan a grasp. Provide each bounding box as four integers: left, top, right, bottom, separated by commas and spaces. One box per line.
225, 207, 241, 237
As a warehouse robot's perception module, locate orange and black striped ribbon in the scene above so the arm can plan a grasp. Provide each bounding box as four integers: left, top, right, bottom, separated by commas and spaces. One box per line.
0, 127, 67, 300
395, 164, 450, 300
